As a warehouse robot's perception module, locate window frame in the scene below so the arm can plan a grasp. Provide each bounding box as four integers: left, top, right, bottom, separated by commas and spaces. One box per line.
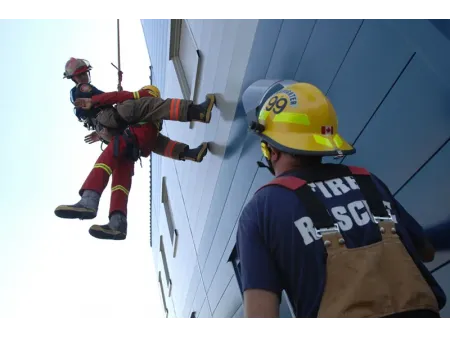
160, 235, 173, 297
158, 271, 169, 318
169, 19, 201, 104
161, 176, 179, 257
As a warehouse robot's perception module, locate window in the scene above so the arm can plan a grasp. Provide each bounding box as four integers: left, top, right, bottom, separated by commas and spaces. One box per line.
169, 19, 200, 102
161, 176, 179, 257
158, 271, 169, 318
160, 235, 173, 297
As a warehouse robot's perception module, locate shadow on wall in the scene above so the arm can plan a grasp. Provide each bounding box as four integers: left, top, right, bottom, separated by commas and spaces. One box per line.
429, 20, 450, 41
223, 101, 253, 160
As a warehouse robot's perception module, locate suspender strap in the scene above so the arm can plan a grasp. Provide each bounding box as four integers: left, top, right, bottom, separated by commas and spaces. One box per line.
347, 166, 389, 219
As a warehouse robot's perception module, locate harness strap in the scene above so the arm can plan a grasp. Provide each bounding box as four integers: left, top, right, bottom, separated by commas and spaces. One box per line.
112, 126, 142, 167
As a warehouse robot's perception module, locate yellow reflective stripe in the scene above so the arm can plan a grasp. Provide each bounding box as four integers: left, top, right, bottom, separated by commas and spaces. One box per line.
93, 163, 112, 175
133, 91, 140, 99
261, 142, 271, 159
259, 110, 270, 121
137, 121, 147, 125
273, 112, 310, 125
313, 135, 334, 148
111, 185, 129, 196
333, 134, 344, 148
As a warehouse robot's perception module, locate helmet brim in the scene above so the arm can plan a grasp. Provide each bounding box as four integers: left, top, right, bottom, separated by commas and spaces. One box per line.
260, 130, 355, 157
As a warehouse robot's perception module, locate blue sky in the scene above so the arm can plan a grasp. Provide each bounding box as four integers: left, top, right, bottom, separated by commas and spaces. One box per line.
0, 19, 164, 320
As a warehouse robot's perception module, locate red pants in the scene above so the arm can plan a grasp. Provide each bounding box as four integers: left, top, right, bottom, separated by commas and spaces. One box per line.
80, 123, 158, 217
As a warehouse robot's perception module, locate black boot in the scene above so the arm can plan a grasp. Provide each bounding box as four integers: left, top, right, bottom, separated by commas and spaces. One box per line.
54, 190, 100, 220
181, 142, 209, 162
187, 94, 215, 123
89, 212, 127, 240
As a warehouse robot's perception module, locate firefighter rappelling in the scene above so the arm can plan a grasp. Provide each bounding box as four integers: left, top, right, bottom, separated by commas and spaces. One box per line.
56, 22, 216, 240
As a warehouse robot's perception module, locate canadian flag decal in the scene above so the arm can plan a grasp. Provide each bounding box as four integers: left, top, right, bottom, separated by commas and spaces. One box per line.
321, 126, 334, 135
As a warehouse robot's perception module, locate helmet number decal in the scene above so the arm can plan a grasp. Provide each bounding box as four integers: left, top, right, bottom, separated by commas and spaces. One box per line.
265, 95, 288, 114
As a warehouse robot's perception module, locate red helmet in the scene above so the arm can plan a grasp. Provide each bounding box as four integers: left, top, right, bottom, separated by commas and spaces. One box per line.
63, 57, 92, 79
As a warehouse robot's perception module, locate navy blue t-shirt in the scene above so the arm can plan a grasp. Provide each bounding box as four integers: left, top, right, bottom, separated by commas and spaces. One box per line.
236, 164, 447, 317
70, 83, 104, 121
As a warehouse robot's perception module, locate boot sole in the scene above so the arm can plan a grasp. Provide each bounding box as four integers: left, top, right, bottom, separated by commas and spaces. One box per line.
183, 142, 208, 162
195, 142, 208, 162
54, 206, 97, 220
89, 225, 127, 240
204, 94, 215, 123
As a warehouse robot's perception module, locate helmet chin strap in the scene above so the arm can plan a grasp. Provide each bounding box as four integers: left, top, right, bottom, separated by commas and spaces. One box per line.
257, 158, 275, 176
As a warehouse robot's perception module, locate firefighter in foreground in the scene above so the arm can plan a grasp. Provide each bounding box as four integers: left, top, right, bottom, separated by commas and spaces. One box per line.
237, 82, 446, 318
54, 85, 216, 240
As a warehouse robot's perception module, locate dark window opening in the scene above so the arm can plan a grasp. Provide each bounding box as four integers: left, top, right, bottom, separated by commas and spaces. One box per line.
158, 271, 169, 317
160, 236, 173, 297
161, 177, 175, 243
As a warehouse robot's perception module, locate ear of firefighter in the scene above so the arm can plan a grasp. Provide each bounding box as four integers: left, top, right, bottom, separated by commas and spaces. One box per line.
256, 82, 355, 157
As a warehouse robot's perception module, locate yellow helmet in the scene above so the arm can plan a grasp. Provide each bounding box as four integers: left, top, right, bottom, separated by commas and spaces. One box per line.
140, 85, 161, 98
251, 82, 355, 158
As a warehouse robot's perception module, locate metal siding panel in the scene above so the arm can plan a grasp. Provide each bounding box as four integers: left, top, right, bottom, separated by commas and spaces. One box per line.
384, 20, 450, 90
168, 297, 177, 317
326, 20, 414, 146
395, 142, 450, 227
141, 19, 169, 91
207, 263, 234, 312
213, 276, 242, 318
198, 299, 212, 318
191, 280, 207, 316
189, 20, 240, 228
193, 21, 258, 249
152, 207, 163, 272
206, 167, 274, 313
241, 19, 283, 90
432, 266, 450, 317
295, 19, 363, 92
146, 20, 259, 317
233, 304, 244, 318
202, 133, 261, 288
266, 19, 316, 80
187, 19, 203, 44
196, 104, 249, 268
184, 20, 220, 228
179, 20, 199, 95
182, 264, 202, 317
342, 56, 450, 192
159, 157, 198, 315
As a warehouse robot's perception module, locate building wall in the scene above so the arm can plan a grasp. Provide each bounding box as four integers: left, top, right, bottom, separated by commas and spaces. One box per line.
142, 19, 450, 318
